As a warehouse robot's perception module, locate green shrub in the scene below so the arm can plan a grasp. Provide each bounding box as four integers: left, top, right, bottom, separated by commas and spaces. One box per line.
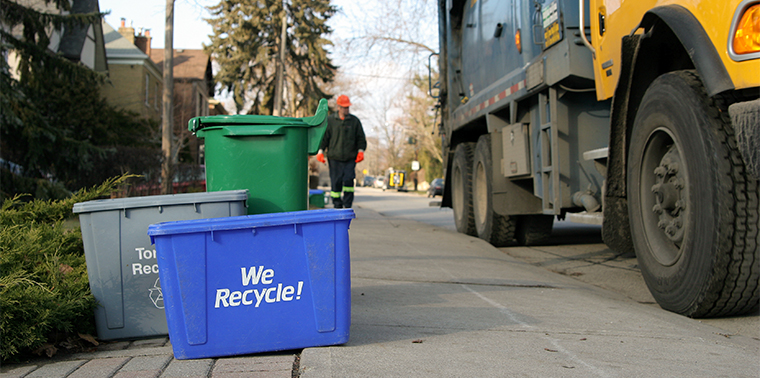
0, 175, 131, 361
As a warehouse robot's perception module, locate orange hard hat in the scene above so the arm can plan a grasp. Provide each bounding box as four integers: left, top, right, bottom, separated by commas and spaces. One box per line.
336, 95, 352, 107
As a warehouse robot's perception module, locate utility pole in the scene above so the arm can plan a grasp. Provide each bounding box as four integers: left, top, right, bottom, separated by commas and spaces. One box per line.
161, 0, 174, 194
273, 2, 287, 116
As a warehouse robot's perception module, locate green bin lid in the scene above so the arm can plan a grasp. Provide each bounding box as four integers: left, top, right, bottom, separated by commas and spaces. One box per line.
188, 98, 328, 132
188, 98, 328, 154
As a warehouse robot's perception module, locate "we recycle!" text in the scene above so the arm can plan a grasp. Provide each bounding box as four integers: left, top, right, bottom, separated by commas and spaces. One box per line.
214, 266, 303, 309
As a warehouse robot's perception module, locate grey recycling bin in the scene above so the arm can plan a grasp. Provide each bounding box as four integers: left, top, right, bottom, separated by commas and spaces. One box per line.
73, 190, 248, 340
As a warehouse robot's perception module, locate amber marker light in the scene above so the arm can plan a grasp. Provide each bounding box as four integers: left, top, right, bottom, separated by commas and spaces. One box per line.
733, 3, 760, 54
515, 28, 522, 53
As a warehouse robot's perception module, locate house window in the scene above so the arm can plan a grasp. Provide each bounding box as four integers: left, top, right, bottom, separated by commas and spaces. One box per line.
145, 74, 150, 106
155, 82, 159, 109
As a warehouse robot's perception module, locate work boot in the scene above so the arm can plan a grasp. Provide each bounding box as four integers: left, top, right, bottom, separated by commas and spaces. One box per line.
343, 191, 354, 209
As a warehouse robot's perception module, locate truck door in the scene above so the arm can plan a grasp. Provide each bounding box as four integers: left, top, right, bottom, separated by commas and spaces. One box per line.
480, 0, 523, 85
461, 0, 481, 100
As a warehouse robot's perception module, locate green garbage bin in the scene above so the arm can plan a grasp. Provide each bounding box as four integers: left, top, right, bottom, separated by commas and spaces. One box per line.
189, 99, 328, 214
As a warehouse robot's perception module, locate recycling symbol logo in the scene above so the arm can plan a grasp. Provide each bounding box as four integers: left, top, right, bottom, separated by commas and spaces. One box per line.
149, 277, 164, 309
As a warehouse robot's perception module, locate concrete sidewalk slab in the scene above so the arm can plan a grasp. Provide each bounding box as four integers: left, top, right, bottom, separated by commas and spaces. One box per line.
299, 207, 760, 377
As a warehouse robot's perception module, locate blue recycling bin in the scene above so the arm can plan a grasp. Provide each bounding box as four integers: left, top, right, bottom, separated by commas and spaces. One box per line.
147, 209, 355, 359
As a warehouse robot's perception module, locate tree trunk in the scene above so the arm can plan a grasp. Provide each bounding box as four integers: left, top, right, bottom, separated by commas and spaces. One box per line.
273, 11, 287, 116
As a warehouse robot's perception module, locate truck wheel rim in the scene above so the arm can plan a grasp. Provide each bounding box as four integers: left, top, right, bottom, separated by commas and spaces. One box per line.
639, 127, 689, 267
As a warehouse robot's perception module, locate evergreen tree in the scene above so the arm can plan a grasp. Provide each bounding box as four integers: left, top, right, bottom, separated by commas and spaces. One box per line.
205, 0, 337, 115
1, 0, 102, 127
1, 0, 160, 196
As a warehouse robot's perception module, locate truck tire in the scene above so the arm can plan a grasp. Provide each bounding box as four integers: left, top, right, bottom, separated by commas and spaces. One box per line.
452, 142, 477, 236
473, 135, 516, 246
515, 215, 554, 246
729, 98, 760, 180
628, 70, 760, 317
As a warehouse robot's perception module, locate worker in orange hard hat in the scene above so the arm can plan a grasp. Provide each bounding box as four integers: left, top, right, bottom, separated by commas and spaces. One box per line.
336, 94, 351, 107
316, 95, 367, 209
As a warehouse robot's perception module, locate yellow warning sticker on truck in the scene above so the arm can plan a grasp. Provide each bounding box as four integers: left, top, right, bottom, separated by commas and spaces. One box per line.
544, 21, 561, 48
542, 1, 562, 49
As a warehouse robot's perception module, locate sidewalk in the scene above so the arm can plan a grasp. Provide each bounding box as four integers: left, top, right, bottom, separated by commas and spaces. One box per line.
2, 206, 759, 377
1, 337, 297, 378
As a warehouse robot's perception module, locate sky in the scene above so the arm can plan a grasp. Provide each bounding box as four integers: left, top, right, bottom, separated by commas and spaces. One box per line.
98, 0, 438, 132
99, 0, 217, 50
99, 0, 371, 53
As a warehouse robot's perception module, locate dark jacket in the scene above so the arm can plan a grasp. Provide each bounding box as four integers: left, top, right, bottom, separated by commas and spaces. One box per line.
319, 112, 367, 161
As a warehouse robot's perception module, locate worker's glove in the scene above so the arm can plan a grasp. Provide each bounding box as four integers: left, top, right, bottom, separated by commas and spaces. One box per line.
316, 151, 326, 164
355, 151, 364, 163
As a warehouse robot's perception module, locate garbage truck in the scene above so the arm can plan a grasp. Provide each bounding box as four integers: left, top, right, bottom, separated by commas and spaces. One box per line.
434, 0, 759, 317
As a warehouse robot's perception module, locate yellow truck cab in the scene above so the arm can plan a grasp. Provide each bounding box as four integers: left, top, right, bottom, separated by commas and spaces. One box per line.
587, 0, 759, 317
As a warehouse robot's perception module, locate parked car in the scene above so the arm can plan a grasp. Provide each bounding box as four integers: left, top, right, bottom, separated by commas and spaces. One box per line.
362, 176, 374, 187
427, 178, 444, 198
373, 176, 385, 188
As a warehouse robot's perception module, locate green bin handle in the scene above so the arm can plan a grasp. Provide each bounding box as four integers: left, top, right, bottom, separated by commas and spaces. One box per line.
306, 99, 328, 154
302, 98, 328, 126
219, 125, 288, 137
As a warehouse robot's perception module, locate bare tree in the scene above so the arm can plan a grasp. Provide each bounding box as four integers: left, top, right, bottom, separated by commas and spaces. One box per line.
368, 91, 407, 171
398, 73, 442, 164
169, 87, 197, 166
330, 0, 439, 178
336, 0, 437, 71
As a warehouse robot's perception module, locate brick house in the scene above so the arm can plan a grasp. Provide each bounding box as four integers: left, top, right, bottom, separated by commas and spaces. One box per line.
100, 19, 163, 123
150, 49, 214, 166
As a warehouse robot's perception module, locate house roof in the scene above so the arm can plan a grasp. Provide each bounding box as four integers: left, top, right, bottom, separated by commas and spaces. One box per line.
150, 49, 211, 80
102, 20, 148, 60
59, 0, 100, 61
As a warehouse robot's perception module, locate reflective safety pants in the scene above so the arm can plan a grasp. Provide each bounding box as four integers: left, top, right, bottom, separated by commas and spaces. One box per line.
328, 159, 356, 208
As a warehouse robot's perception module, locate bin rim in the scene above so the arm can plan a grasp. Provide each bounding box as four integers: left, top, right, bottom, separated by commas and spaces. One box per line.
148, 208, 355, 237
73, 190, 249, 214
188, 98, 328, 133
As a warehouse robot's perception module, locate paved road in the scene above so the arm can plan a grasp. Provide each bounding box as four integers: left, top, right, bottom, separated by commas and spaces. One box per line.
350, 186, 760, 340
351, 185, 604, 241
